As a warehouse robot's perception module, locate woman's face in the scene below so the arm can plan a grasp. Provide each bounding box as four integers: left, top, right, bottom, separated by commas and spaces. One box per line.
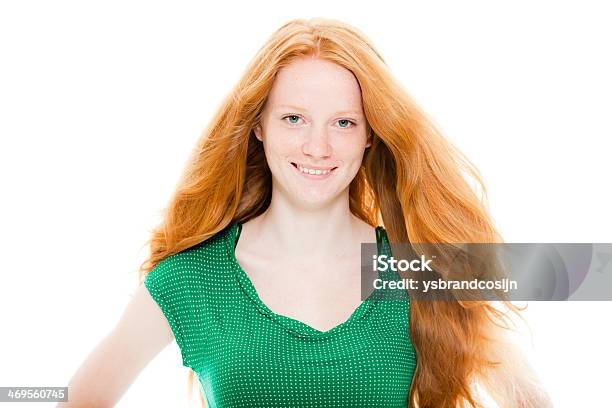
254, 56, 371, 210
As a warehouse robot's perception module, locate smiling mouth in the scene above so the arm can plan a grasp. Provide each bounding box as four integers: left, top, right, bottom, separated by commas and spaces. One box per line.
290, 162, 338, 176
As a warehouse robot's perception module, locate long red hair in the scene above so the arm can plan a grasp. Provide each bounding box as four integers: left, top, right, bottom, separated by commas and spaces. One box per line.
138, 17, 550, 408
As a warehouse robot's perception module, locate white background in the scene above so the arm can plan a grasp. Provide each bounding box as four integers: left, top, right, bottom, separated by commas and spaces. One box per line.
1, 1, 610, 407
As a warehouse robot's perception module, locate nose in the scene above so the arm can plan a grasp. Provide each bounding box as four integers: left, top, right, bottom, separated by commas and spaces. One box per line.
301, 128, 332, 158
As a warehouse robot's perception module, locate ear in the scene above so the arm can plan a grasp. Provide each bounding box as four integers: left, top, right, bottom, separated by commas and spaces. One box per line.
254, 124, 263, 142
365, 132, 373, 148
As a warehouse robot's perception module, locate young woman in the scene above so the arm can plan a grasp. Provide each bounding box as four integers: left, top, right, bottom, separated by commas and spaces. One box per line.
61, 18, 552, 407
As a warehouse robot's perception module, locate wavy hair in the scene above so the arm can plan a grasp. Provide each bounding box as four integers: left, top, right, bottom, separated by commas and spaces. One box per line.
138, 17, 550, 408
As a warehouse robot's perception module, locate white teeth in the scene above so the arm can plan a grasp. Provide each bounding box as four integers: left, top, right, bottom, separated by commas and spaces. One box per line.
296, 164, 332, 175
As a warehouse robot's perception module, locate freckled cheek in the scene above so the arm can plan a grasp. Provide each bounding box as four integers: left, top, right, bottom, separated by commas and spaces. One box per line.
335, 142, 368, 161
265, 133, 301, 154
263, 134, 297, 164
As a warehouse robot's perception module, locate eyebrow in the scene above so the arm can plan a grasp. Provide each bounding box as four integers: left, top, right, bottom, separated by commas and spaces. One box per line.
274, 104, 363, 117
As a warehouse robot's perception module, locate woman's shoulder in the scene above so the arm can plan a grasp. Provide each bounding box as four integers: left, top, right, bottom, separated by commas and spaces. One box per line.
141, 224, 238, 370
144, 222, 237, 289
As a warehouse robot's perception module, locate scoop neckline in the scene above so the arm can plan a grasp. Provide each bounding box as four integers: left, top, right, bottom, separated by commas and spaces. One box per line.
224, 220, 390, 339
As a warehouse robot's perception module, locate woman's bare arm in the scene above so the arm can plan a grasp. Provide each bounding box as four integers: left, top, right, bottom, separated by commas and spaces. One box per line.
56, 283, 174, 407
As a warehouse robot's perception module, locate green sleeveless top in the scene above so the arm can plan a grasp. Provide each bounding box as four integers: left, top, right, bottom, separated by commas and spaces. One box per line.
144, 220, 417, 407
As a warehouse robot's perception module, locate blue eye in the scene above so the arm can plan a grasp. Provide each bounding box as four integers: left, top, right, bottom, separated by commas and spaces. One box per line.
283, 115, 301, 125
337, 119, 356, 128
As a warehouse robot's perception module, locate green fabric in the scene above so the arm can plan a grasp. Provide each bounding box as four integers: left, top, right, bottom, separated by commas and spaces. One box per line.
144, 220, 417, 407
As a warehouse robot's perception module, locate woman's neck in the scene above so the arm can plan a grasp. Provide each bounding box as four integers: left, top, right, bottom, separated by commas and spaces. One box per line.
243, 192, 375, 261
